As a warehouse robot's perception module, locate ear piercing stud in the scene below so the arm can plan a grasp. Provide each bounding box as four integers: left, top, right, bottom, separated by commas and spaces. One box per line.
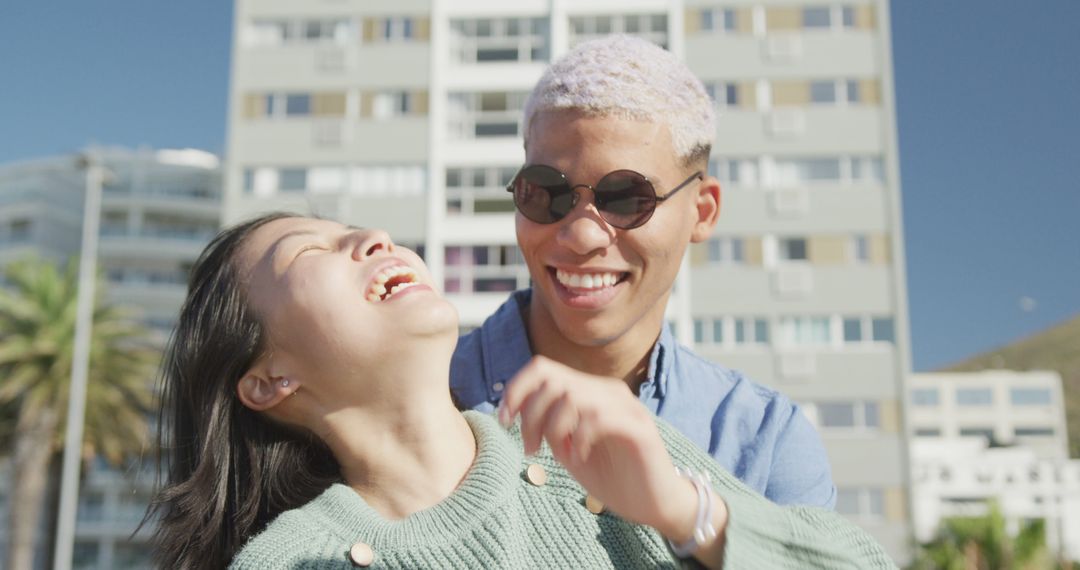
281, 378, 290, 388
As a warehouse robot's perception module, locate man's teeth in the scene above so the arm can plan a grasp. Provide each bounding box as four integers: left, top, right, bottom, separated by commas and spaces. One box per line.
555, 269, 621, 290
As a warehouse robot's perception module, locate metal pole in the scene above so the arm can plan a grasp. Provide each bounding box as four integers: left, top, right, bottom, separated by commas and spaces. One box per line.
53, 153, 105, 570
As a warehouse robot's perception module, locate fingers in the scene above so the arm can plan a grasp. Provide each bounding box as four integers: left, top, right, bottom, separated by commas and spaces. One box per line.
540, 393, 579, 463
518, 378, 564, 455
498, 356, 553, 426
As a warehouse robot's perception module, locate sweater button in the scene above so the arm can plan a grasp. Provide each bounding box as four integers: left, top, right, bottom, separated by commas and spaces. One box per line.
526, 463, 547, 486
349, 542, 374, 567
585, 494, 605, 514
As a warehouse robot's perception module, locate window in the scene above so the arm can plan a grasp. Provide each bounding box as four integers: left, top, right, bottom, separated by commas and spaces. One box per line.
956, 388, 992, 406
705, 82, 740, 108
1010, 388, 1052, 406
835, 488, 859, 514
841, 6, 856, 28
851, 157, 886, 183
569, 13, 668, 49
959, 426, 995, 440
351, 165, 426, 196
914, 427, 941, 437
444, 165, 517, 214
247, 18, 352, 46
284, 94, 311, 116
278, 168, 307, 192
379, 17, 415, 41
818, 403, 855, 427
706, 237, 744, 264
863, 402, 880, 428
846, 80, 861, 103
1015, 427, 1054, 437
77, 492, 105, 522
871, 317, 895, 343
243, 169, 255, 194
843, 318, 862, 342
701, 8, 738, 33
802, 7, 832, 28
443, 243, 529, 293
911, 388, 940, 407
779, 316, 830, 346
811, 400, 879, 430
373, 92, 413, 119
852, 235, 870, 263
448, 91, 527, 139
709, 158, 758, 186
779, 238, 807, 261
73, 541, 100, 568
809, 80, 837, 104
712, 320, 724, 344
9, 218, 31, 242
836, 488, 884, 517
733, 317, 769, 345
450, 17, 550, 63
773, 158, 842, 185
693, 319, 705, 343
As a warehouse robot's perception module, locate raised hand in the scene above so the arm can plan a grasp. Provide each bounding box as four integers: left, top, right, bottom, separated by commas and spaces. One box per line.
497, 355, 712, 542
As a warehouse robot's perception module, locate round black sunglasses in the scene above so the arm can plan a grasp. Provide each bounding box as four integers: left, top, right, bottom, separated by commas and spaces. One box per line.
506, 164, 703, 230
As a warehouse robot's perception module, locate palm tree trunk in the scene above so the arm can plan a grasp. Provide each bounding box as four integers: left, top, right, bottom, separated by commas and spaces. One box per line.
7, 408, 58, 570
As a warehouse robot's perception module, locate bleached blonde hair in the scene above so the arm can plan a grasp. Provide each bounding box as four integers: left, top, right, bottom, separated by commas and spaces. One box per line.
523, 35, 716, 167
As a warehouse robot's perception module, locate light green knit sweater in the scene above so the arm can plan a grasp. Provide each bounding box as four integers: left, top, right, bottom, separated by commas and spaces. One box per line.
230, 411, 897, 569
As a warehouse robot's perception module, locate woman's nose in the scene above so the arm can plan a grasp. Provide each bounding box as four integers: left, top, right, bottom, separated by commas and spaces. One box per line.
351, 229, 394, 261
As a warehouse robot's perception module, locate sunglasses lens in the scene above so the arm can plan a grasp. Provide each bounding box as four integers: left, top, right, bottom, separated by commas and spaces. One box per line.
512, 166, 574, 224
595, 171, 657, 229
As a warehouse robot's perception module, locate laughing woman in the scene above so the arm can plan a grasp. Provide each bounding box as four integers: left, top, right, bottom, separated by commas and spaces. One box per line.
149, 213, 895, 569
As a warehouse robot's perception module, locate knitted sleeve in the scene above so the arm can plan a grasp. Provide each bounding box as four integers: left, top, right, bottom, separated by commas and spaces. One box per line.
656, 419, 899, 570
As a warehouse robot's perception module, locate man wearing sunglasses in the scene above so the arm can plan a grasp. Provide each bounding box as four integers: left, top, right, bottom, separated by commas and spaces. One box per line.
451, 35, 836, 509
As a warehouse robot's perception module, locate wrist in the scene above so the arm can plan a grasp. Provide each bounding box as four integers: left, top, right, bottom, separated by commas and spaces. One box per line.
658, 475, 699, 541
664, 467, 721, 558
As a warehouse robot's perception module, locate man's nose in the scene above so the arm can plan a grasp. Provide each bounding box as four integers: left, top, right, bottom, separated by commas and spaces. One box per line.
555, 188, 616, 255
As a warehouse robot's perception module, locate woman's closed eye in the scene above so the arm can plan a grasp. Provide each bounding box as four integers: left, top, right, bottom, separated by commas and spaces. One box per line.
294, 243, 329, 258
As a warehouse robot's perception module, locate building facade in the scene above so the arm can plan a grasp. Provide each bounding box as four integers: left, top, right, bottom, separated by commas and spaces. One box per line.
0, 147, 222, 569
909, 371, 1070, 460
909, 371, 1080, 562
225, 0, 912, 561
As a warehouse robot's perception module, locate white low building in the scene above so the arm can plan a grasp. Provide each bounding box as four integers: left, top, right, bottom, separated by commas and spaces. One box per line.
910, 371, 1080, 562
911, 438, 1080, 562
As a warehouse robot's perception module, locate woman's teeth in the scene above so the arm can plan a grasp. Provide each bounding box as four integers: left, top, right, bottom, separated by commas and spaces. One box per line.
366, 265, 419, 302
555, 269, 621, 290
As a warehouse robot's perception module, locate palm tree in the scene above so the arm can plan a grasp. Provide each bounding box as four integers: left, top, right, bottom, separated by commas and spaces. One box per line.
910, 501, 1053, 570
0, 257, 159, 570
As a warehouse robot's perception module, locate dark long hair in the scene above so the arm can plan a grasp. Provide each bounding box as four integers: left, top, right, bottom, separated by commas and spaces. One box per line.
146, 212, 341, 569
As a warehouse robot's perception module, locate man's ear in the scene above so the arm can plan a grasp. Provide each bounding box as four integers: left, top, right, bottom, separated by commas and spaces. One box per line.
690, 175, 722, 243
237, 367, 298, 412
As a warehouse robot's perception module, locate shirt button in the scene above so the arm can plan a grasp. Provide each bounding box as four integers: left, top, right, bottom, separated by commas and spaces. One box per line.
349, 542, 374, 567
526, 463, 547, 486
492, 382, 505, 392
585, 494, 605, 514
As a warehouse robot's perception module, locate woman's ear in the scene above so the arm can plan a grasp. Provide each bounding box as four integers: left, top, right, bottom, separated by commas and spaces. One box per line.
237, 371, 298, 411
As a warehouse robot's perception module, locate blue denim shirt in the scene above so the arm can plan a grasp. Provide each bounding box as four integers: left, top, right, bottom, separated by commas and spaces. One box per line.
450, 290, 836, 509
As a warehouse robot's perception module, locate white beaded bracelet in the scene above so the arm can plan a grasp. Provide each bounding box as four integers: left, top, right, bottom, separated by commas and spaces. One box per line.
667, 466, 718, 558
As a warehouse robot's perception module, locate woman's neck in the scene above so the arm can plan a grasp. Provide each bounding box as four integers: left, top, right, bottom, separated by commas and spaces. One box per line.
317, 355, 477, 520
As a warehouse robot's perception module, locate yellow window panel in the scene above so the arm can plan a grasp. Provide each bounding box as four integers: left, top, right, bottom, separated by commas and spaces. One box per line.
772, 80, 809, 106
765, 7, 801, 31
808, 236, 848, 265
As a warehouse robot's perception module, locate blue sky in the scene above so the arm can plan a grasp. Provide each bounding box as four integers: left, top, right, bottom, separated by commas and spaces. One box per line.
1, 1, 1077, 370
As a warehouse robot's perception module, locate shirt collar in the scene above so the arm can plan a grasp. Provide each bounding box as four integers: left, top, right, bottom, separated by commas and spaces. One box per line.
479, 289, 535, 398
645, 323, 676, 399
480, 289, 675, 400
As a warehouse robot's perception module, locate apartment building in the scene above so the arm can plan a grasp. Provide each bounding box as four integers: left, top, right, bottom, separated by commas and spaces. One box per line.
909, 371, 1070, 460
909, 371, 1080, 562
224, 0, 911, 561
0, 147, 222, 569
